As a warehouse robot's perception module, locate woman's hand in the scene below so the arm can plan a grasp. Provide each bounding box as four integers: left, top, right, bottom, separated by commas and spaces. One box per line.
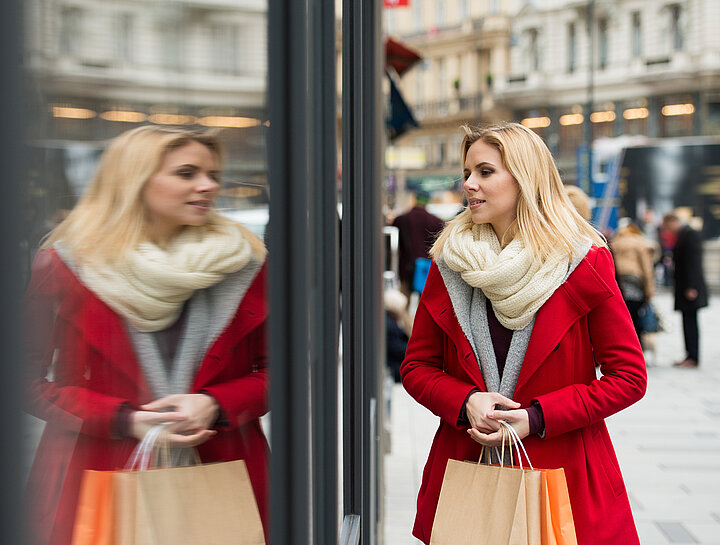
465, 391, 520, 433
466, 408, 530, 447
132, 393, 220, 447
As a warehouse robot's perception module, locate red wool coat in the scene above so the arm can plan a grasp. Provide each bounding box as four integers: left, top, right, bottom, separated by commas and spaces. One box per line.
24, 250, 269, 545
401, 246, 647, 545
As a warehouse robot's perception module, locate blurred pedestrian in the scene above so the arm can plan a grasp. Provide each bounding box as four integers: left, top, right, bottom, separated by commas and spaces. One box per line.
610, 220, 656, 343
392, 190, 444, 297
663, 212, 708, 368
401, 122, 646, 544
564, 184, 592, 222
24, 126, 270, 544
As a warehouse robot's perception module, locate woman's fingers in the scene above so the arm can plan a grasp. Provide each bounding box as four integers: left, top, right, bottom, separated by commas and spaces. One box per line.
489, 393, 521, 409
140, 395, 181, 411
466, 428, 505, 446
166, 429, 216, 447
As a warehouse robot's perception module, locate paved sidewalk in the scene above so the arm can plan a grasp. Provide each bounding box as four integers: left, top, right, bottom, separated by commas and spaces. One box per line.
383, 291, 720, 545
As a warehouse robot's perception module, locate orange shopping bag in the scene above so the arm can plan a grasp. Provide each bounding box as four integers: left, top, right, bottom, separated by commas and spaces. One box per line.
539, 467, 578, 545
70, 469, 117, 545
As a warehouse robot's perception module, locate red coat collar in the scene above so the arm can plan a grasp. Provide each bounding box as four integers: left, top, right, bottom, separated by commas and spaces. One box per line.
45, 250, 267, 394
421, 249, 614, 394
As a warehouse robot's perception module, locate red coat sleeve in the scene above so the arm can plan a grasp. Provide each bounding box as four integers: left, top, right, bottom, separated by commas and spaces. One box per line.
24, 251, 131, 439
400, 292, 477, 430
534, 247, 648, 439
199, 320, 269, 430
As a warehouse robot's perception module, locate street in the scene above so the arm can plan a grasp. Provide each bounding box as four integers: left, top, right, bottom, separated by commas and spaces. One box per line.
384, 289, 720, 545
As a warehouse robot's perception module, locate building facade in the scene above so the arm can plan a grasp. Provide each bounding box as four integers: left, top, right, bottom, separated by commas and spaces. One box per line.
496, 0, 720, 182
386, 0, 720, 190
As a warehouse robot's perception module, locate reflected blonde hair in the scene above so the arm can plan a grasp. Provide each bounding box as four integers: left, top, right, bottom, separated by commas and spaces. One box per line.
431, 122, 605, 261
43, 125, 265, 264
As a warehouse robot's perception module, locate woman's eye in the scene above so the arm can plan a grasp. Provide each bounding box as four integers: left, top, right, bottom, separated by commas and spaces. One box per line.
481, 169, 493, 176
177, 170, 195, 179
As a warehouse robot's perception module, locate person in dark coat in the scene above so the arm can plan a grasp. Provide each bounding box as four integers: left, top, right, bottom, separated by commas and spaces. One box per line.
663, 213, 708, 368
392, 191, 445, 296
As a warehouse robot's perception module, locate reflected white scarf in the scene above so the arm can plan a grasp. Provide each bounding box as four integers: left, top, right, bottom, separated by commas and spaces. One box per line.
441, 223, 572, 330
77, 225, 254, 332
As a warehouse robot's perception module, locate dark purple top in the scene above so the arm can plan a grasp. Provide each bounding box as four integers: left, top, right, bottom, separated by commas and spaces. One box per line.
459, 299, 544, 436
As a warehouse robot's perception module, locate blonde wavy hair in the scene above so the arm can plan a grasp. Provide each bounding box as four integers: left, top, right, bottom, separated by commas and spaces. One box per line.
430, 122, 605, 261
43, 125, 265, 264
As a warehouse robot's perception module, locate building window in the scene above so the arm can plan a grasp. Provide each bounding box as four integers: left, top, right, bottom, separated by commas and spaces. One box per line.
490, 0, 499, 14
413, 0, 422, 31
460, 0, 468, 20
670, 4, 684, 51
59, 6, 82, 56
631, 12, 642, 57
568, 22, 576, 72
436, 0, 444, 27
211, 24, 240, 74
115, 13, 134, 62
528, 29, 539, 72
598, 18, 608, 70
437, 58, 446, 102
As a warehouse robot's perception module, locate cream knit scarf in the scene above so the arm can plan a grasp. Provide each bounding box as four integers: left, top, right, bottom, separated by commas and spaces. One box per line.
442, 222, 572, 330
76, 224, 254, 332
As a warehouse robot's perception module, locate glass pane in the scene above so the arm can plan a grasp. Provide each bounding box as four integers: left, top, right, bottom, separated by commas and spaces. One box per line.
23, 1, 270, 543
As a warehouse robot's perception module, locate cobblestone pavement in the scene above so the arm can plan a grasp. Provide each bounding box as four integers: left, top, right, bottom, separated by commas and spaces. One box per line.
384, 290, 720, 545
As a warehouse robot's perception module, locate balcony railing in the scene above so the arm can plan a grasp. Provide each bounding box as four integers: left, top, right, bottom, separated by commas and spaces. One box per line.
412, 93, 482, 121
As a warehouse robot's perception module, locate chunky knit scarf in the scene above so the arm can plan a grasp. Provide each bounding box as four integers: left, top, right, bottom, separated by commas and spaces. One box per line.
441, 222, 572, 330
76, 224, 254, 332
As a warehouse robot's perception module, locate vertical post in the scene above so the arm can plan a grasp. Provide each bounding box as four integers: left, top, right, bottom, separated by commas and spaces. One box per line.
267, 0, 312, 543
583, 0, 595, 195
309, 0, 339, 543
0, 0, 24, 544
343, 0, 384, 543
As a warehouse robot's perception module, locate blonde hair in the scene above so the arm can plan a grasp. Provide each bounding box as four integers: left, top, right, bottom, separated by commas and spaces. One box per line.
431, 122, 605, 260
43, 125, 265, 264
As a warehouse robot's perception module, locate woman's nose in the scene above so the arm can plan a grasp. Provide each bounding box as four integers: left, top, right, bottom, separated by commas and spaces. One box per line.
198, 175, 220, 193
463, 174, 479, 192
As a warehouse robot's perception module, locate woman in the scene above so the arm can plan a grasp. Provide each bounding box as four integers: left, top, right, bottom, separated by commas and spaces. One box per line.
401, 123, 647, 544
24, 126, 269, 545
610, 221, 656, 341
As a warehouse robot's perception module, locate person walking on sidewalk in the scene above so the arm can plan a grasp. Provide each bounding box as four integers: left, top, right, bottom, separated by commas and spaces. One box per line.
392, 191, 445, 297
610, 221, 656, 343
24, 126, 270, 545
663, 212, 708, 368
400, 122, 647, 545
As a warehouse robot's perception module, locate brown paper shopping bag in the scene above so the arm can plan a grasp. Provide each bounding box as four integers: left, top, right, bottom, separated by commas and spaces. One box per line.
431, 421, 576, 545
115, 459, 265, 545
111, 425, 265, 545
430, 425, 542, 545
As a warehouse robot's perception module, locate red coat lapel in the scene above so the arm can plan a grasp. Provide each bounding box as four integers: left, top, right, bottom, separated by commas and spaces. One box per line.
515, 254, 614, 393
51, 254, 149, 394
420, 263, 488, 391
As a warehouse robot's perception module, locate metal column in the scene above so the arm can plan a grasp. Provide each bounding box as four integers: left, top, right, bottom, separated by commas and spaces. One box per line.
0, 0, 25, 543
342, 0, 385, 543
268, 0, 338, 543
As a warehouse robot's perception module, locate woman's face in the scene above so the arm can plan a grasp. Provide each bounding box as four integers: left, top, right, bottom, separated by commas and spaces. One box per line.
143, 141, 221, 243
463, 139, 520, 240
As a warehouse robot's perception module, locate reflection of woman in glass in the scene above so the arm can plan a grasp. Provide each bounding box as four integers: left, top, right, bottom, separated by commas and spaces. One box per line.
25, 126, 269, 544
401, 123, 647, 544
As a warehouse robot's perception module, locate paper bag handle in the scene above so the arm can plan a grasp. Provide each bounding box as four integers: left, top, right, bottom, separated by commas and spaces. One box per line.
125, 424, 202, 471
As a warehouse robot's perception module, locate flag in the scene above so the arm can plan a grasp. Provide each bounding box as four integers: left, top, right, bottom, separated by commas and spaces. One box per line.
386, 72, 418, 141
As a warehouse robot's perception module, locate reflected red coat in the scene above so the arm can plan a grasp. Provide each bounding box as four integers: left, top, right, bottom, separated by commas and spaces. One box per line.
401, 247, 647, 545
25, 250, 269, 545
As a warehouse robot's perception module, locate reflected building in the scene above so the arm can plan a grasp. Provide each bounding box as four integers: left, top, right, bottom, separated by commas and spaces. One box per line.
23, 0, 268, 250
